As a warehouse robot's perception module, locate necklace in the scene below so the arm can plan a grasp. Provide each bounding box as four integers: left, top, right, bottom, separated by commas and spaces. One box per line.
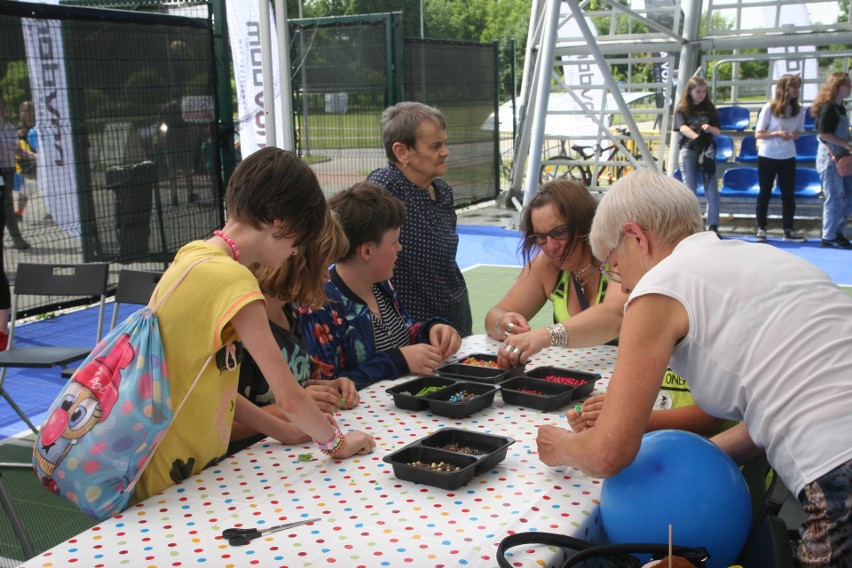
572, 263, 594, 296
214, 230, 240, 261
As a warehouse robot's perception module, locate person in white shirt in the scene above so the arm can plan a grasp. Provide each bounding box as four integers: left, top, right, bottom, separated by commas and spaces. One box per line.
536, 169, 852, 567
754, 74, 807, 242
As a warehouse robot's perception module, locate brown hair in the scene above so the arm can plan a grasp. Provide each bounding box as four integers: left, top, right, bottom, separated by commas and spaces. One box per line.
328, 182, 406, 261
770, 74, 801, 118
811, 72, 852, 117
380, 102, 446, 165
255, 209, 349, 309
225, 147, 326, 247
676, 77, 718, 122
519, 179, 598, 266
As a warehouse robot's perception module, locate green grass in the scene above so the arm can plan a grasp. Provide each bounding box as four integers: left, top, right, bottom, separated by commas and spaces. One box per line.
296, 103, 498, 150
463, 265, 553, 335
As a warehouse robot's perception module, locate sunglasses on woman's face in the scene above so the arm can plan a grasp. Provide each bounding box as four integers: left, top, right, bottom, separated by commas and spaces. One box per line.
530, 224, 571, 246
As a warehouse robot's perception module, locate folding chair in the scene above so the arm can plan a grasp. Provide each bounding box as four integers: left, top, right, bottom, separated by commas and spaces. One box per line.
60, 269, 162, 380
0, 262, 110, 435
736, 135, 759, 163
109, 269, 162, 330
794, 134, 818, 162
720, 167, 760, 197
715, 134, 734, 162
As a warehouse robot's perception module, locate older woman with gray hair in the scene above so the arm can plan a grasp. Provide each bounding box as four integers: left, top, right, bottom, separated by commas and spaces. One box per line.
535, 168, 852, 566
367, 102, 472, 336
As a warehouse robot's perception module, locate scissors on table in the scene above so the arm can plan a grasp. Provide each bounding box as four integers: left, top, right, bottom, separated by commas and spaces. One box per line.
222, 517, 320, 546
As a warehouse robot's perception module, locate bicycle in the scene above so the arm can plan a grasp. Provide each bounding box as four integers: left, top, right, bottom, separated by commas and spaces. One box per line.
539, 128, 640, 186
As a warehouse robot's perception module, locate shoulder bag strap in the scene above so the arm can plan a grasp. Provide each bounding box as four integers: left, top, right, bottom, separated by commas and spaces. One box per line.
496, 532, 593, 568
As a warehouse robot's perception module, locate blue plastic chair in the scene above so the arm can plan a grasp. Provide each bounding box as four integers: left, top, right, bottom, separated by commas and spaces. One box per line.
715, 134, 734, 162
737, 135, 759, 163
721, 167, 760, 197
795, 134, 818, 161
804, 106, 815, 130
673, 168, 705, 197
793, 167, 822, 198
717, 106, 751, 131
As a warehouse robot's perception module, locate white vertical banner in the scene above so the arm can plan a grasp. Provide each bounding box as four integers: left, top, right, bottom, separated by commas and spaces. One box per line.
559, 2, 606, 113
226, 0, 286, 157
763, 5, 818, 103
22, 9, 81, 237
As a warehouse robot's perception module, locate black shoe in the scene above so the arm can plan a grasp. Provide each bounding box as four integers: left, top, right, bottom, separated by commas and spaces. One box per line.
783, 230, 806, 243
11, 238, 30, 250
836, 232, 852, 247
822, 239, 839, 248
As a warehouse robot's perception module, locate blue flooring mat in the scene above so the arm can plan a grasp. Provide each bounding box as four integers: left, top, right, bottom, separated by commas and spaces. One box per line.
3, 226, 851, 440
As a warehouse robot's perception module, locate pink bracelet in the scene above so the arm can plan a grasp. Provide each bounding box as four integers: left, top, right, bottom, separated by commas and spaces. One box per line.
316, 426, 344, 455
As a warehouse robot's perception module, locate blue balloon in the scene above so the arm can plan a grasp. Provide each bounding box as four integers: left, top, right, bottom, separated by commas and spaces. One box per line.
601, 430, 751, 568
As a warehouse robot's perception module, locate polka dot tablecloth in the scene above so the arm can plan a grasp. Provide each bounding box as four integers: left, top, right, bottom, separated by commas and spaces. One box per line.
27, 336, 617, 568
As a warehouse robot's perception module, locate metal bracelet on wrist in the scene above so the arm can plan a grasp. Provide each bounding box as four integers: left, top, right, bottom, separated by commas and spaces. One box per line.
546, 323, 568, 347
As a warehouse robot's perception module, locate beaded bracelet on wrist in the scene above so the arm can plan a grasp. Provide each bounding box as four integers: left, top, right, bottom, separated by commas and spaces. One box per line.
546, 323, 568, 347
316, 426, 344, 456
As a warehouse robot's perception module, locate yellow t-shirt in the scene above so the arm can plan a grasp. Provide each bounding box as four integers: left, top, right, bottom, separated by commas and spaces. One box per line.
133, 241, 263, 503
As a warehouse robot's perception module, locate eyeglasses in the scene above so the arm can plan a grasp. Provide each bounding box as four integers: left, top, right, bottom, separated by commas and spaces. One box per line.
599, 232, 625, 284
530, 224, 571, 246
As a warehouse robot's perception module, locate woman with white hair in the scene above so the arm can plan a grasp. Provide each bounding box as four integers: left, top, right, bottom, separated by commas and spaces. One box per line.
536, 168, 852, 566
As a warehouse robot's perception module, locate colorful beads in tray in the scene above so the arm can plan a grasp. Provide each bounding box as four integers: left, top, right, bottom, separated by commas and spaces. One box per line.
515, 388, 544, 395
538, 375, 588, 386
408, 460, 462, 472
460, 356, 500, 368
448, 390, 478, 403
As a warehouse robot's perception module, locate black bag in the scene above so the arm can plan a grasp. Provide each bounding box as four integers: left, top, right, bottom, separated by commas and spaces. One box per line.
496, 531, 710, 568
694, 131, 717, 178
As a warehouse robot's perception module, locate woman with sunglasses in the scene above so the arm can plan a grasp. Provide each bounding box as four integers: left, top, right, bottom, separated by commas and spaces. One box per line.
486, 180, 627, 364
486, 180, 729, 436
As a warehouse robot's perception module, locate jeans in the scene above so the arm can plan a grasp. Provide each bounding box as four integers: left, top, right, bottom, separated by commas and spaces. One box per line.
817, 149, 852, 240
756, 156, 797, 230
679, 147, 719, 227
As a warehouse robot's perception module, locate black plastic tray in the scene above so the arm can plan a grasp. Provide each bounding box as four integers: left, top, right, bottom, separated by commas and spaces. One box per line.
386, 375, 459, 411
418, 428, 515, 472
425, 381, 498, 418
500, 376, 576, 411
383, 445, 478, 490
523, 366, 601, 399
435, 353, 524, 384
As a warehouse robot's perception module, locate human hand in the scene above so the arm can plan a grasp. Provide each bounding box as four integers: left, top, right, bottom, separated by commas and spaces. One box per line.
567, 394, 605, 432
336, 430, 376, 457
270, 421, 312, 445
305, 382, 345, 414
496, 327, 549, 368
536, 424, 573, 467
400, 343, 443, 375
332, 377, 360, 409
429, 324, 462, 359
498, 312, 532, 337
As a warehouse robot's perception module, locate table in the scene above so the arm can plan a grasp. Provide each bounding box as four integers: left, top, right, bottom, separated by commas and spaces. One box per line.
26, 336, 617, 568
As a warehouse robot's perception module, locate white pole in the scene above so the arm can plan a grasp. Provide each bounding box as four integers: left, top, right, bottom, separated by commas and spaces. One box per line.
275, 0, 295, 150
259, 0, 276, 147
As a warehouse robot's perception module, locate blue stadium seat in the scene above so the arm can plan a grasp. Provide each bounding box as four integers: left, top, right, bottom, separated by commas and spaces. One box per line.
717, 106, 751, 131
792, 167, 822, 198
795, 134, 818, 161
737, 135, 759, 163
673, 168, 705, 197
804, 106, 815, 130
716, 134, 734, 162
721, 167, 759, 197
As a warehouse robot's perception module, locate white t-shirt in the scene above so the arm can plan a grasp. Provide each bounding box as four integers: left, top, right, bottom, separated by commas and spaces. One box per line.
755, 102, 806, 160
627, 232, 852, 496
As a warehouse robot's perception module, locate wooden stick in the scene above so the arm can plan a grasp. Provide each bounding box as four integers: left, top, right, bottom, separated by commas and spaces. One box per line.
668, 524, 673, 568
